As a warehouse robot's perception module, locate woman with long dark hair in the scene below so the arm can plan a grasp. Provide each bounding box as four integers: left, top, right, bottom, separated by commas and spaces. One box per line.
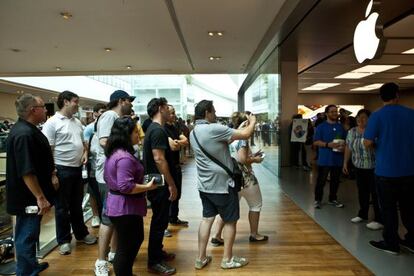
104, 117, 157, 275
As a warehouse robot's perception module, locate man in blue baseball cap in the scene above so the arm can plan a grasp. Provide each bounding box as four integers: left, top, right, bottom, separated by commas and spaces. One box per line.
94, 89, 135, 276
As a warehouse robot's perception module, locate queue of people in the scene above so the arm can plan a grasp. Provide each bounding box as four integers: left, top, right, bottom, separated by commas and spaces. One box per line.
6, 89, 263, 276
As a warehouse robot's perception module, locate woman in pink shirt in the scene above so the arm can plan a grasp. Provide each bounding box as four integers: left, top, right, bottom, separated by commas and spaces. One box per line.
104, 117, 156, 276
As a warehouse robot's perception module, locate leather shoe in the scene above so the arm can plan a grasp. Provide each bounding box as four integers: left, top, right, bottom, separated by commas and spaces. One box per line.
147, 262, 176, 275
36, 262, 49, 273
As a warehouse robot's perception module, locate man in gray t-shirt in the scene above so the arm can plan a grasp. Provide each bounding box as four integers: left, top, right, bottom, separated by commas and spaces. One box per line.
190, 100, 256, 270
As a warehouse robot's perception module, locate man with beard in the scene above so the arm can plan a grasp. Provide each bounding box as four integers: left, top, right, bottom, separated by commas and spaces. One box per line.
144, 98, 177, 275
313, 105, 346, 209
93, 90, 135, 276
42, 91, 97, 256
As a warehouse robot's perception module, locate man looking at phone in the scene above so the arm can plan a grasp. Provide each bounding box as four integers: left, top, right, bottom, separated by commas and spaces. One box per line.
143, 98, 177, 275
190, 100, 256, 270
6, 94, 56, 275
313, 104, 346, 209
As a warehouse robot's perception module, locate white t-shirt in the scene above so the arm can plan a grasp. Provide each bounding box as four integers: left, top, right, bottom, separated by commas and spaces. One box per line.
42, 112, 84, 167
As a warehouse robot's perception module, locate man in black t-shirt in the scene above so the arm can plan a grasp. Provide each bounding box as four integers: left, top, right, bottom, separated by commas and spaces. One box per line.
164, 105, 189, 227
6, 94, 57, 275
143, 98, 177, 275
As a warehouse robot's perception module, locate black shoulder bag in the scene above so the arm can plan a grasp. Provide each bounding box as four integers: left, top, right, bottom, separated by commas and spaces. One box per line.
192, 129, 244, 192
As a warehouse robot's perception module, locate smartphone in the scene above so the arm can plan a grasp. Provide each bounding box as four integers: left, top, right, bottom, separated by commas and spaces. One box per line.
144, 174, 165, 187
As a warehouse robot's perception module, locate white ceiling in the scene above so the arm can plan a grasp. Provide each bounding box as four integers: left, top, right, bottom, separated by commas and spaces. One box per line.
299, 14, 414, 94
0, 0, 286, 76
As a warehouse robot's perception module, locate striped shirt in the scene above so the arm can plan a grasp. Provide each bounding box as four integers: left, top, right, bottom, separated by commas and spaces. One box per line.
346, 127, 375, 169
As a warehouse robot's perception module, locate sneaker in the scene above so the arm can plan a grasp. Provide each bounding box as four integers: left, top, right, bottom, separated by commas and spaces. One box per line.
35, 262, 49, 273
91, 216, 101, 228
314, 201, 321, 209
366, 221, 384, 230
164, 229, 172, 237
147, 262, 176, 275
210, 237, 224, 247
59, 243, 71, 255
328, 200, 344, 208
400, 239, 414, 253
169, 218, 189, 226
81, 234, 97, 245
221, 256, 249, 269
369, 240, 399, 255
94, 259, 110, 276
107, 251, 115, 263
351, 216, 364, 223
195, 256, 212, 270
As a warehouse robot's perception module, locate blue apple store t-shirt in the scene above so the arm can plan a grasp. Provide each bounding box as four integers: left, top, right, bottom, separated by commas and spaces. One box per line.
314, 121, 346, 167
364, 104, 414, 177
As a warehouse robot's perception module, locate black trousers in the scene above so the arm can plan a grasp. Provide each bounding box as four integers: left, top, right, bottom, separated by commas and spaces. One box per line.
376, 175, 414, 248
147, 186, 171, 266
291, 142, 308, 167
169, 168, 182, 221
355, 168, 381, 222
315, 166, 341, 202
55, 165, 89, 244
110, 215, 144, 276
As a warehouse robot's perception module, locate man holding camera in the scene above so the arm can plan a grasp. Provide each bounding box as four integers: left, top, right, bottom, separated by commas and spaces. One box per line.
190, 100, 256, 270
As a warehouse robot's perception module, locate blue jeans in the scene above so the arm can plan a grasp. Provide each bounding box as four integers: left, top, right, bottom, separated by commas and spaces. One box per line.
55, 165, 89, 244
15, 215, 42, 276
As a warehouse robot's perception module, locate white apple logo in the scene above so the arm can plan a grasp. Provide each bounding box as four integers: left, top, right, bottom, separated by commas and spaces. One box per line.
353, 0, 380, 63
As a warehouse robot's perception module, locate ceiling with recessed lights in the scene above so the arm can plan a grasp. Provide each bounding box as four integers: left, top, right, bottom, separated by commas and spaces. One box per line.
0, 0, 286, 76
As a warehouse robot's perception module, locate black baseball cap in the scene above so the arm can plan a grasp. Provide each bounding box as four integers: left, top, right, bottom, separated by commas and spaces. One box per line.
110, 90, 136, 102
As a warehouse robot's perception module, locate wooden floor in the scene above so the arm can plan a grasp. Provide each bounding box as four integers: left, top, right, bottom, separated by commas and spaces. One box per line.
41, 160, 373, 275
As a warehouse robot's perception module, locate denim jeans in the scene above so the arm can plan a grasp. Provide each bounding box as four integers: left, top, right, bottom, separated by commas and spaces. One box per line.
55, 165, 89, 244
376, 175, 414, 247
15, 215, 43, 276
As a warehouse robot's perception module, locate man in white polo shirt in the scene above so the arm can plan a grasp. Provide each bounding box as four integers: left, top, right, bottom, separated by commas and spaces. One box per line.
42, 91, 97, 256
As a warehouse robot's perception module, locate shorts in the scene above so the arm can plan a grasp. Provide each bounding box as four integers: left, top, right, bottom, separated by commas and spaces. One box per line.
98, 182, 112, 226
199, 186, 240, 223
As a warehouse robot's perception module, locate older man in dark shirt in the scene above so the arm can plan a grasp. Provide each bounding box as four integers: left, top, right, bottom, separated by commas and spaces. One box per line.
6, 94, 57, 276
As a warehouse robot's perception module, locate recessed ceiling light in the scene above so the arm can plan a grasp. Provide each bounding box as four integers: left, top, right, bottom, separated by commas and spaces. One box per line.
209, 56, 221, 61
400, 74, 414, 79
11, 48, 21, 53
402, 48, 414, 54
207, 31, 224, 37
126, 65, 132, 70
302, 83, 340, 91
352, 65, 399, 73
60, 12, 73, 20
56, 67, 61, 71
350, 83, 383, 91
105, 48, 112, 52
335, 72, 374, 79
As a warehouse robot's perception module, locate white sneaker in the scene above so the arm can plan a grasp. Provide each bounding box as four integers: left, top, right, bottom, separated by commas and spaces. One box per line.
91, 216, 101, 228
94, 259, 109, 276
107, 251, 115, 263
351, 216, 364, 223
81, 234, 97, 245
366, 221, 384, 230
59, 243, 71, 255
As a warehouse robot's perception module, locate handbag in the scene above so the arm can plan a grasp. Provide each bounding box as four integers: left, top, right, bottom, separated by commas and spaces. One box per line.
192, 129, 244, 192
